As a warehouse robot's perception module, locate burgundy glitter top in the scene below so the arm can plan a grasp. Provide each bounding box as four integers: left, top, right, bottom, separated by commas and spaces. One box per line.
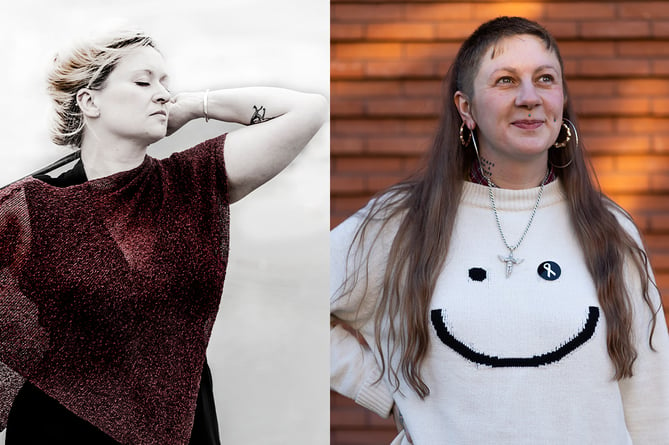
0, 134, 229, 444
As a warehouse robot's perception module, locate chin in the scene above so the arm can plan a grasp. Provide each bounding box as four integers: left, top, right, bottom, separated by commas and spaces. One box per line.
511, 139, 553, 156
143, 129, 168, 145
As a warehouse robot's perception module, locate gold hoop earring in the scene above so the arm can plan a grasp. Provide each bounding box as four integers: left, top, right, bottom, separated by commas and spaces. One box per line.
550, 119, 579, 168
459, 122, 472, 147
554, 118, 578, 149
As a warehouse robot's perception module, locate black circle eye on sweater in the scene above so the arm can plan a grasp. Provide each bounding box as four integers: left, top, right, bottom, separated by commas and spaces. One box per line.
468, 267, 487, 282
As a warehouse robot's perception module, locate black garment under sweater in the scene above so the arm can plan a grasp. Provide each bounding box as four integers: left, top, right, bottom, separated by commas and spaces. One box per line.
4, 160, 221, 445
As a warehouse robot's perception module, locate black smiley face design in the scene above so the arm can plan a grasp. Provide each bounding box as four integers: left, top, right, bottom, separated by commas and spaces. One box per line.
430, 263, 600, 368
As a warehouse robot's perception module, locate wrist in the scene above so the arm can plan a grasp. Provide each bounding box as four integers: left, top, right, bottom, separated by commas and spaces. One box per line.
176, 92, 206, 121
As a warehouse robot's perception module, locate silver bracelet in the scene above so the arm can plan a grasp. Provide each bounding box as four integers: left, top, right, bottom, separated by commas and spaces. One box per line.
203, 89, 210, 122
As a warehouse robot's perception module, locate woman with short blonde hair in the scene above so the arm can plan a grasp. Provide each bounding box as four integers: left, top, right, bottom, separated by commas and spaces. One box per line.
0, 30, 327, 444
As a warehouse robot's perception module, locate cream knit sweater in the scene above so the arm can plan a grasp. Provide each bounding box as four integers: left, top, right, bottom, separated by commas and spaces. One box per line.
331, 180, 669, 444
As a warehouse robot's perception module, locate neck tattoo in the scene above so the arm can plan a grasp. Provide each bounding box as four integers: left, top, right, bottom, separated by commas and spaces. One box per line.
480, 156, 495, 179
484, 168, 550, 278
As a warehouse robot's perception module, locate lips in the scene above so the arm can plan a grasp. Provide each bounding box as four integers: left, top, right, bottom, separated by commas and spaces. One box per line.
150, 110, 167, 117
512, 119, 543, 130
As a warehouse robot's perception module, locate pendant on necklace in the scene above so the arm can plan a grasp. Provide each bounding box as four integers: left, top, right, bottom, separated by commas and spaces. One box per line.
499, 251, 523, 278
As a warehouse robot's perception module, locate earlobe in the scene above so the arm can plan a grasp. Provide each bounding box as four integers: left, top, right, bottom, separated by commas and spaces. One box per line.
76, 88, 100, 118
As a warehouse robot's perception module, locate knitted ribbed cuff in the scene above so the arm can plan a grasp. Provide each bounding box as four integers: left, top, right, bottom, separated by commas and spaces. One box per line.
355, 372, 395, 418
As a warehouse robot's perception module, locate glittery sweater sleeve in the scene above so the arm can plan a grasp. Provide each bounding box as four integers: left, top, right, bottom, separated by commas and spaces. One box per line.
160, 133, 228, 200
330, 206, 395, 418
0, 185, 33, 429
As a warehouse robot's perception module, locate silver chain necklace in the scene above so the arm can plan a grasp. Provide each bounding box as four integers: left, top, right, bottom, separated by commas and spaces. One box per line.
485, 169, 549, 278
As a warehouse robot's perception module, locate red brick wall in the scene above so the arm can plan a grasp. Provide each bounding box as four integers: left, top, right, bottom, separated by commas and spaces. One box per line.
331, 2, 669, 443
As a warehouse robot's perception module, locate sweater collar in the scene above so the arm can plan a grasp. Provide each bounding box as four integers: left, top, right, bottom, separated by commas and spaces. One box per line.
462, 176, 566, 212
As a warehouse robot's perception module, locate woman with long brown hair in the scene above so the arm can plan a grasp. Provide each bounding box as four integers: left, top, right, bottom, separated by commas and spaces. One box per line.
331, 16, 669, 444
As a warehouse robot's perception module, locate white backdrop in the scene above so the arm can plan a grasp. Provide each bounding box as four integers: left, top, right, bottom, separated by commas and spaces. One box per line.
0, 1, 329, 443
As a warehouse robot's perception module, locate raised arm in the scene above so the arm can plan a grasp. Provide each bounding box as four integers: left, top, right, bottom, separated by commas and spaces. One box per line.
167, 87, 328, 203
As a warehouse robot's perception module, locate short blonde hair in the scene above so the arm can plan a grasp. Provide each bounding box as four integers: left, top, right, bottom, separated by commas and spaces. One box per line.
47, 31, 157, 148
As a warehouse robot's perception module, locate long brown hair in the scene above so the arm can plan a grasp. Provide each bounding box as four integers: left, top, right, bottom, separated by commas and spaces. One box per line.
338, 16, 661, 398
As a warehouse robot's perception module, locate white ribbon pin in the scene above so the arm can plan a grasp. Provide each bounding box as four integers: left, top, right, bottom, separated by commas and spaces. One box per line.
538, 261, 561, 281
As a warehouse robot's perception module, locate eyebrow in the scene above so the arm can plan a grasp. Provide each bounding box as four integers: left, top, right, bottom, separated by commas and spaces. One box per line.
490, 64, 560, 77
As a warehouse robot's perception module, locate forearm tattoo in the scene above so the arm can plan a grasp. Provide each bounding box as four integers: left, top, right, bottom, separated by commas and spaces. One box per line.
250, 105, 274, 125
